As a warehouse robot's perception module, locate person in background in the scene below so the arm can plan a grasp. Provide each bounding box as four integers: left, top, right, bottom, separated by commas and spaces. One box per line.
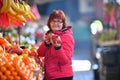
37, 10, 75, 80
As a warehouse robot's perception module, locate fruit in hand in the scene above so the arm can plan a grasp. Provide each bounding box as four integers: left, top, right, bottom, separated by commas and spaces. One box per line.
52, 35, 61, 44
52, 35, 58, 41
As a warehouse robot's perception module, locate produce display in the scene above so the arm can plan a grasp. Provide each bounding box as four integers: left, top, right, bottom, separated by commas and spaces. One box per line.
0, 0, 44, 80
0, 36, 44, 80
0, 53, 36, 80
99, 29, 116, 42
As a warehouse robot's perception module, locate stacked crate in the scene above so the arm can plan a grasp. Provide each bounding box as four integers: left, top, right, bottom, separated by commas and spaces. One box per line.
98, 45, 120, 80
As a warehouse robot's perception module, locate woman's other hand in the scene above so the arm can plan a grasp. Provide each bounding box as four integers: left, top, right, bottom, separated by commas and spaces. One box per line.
51, 35, 61, 47
44, 33, 52, 44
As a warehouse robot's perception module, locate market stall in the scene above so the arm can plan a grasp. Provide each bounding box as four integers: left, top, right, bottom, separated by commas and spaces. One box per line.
0, 0, 44, 80
91, 1, 120, 80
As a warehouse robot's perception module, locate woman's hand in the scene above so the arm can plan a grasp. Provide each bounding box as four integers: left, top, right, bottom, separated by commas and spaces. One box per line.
44, 33, 61, 47
51, 35, 61, 47
44, 33, 52, 44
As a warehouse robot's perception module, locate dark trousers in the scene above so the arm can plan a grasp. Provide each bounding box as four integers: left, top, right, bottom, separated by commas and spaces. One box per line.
44, 76, 73, 80
52, 76, 73, 80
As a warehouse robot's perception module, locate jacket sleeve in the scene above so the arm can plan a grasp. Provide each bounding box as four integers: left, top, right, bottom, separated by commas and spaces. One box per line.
54, 34, 74, 65
37, 41, 50, 57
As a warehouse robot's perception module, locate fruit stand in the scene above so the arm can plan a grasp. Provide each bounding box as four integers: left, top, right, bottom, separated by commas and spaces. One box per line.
91, 2, 120, 80
91, 1, 120, 58
0, 0, 44, 80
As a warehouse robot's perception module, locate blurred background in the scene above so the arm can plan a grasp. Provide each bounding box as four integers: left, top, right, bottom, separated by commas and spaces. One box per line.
1, 0, 120, 80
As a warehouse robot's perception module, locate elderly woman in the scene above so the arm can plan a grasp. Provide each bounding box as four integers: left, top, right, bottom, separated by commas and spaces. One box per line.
37, 10, 75, 80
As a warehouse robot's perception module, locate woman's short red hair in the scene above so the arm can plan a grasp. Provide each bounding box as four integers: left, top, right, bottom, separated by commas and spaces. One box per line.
47, 10, 67, 30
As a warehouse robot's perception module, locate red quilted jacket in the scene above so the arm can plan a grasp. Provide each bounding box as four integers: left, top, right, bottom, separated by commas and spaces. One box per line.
37, 26, 75, 80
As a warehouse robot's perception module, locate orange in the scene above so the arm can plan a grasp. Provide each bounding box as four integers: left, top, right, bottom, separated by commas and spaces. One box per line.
22, 57, 31, 65
0, 46, 3, 53
0, 66, 7, 72
28, 72, 34, 80
13, 56, 22, 66
4, 70, 11, 76
11, 71, 18, 77
15, 65, 22, 72
22, 48, 30, 54
4, 61, 12, 68
0, 37, 8, 44
8, 65, 15, 71
0, 61, 5, 67
20, 62, 25, 68
14, 76, 21, 80
5, 54, 14, 61
1, 75, 7, 80
0, 71, 3, 77
18, 69, 25, 77
7, 75, 14, 80
30, 47, 38, 56
21, 77, 28, 80
0, 58, 8, 64
25, 69, 30, 78
2, 42, 11, 50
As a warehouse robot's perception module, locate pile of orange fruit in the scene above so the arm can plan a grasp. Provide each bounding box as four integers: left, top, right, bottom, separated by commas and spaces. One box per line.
0, 37, 43, 80
0, 52, 37, 80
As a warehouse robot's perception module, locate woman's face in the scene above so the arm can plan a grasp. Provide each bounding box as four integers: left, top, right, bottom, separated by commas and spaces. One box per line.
50, 18, 63, 31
